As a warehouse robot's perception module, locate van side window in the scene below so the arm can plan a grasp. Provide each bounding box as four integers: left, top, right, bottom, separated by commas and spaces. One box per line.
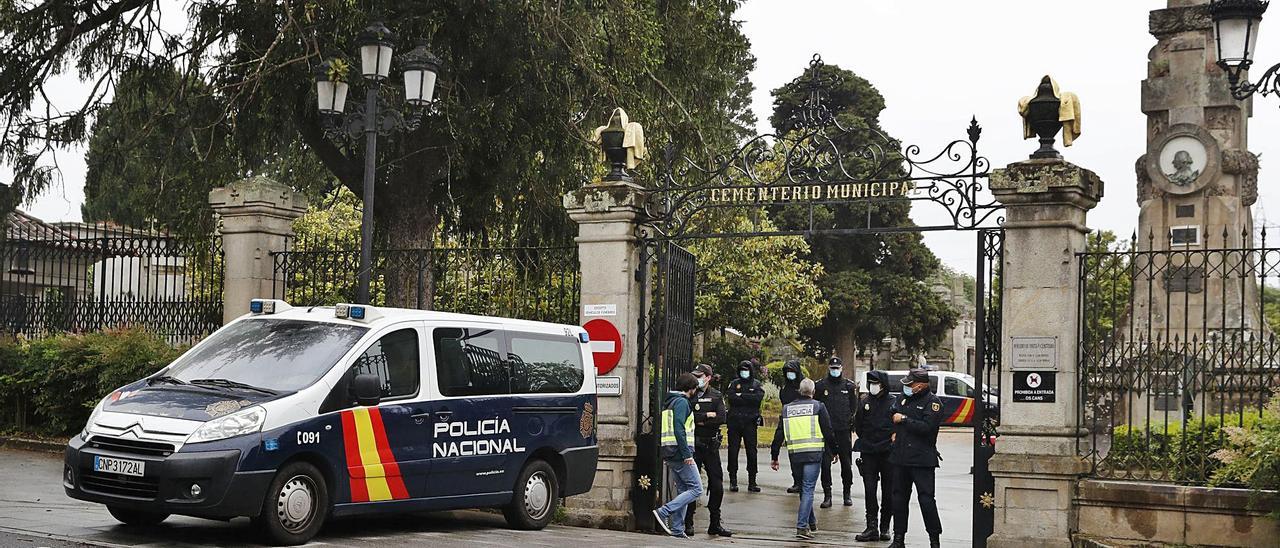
946, 376, 974, 398
928, 375, 939, 394
508, 333, 584, 394
354, 328, 420, 398
435, 328, 508, 396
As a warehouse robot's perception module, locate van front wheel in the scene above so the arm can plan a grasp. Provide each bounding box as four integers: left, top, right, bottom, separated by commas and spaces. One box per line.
255, 461, 329, 546
503, 459, 558, 530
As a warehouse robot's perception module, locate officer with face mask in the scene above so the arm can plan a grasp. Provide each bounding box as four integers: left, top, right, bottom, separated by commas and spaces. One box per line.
888, 368, 944, 548
725, 360, 764, 492
853, 369, 894, 541
813, 356, 857, 508
684, 364, 732, 537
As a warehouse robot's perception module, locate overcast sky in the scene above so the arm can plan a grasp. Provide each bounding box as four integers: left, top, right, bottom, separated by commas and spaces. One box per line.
20, 0, 1280, 274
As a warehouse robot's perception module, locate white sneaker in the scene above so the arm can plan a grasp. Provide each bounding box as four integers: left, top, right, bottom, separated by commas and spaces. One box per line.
652, 509, 673, 535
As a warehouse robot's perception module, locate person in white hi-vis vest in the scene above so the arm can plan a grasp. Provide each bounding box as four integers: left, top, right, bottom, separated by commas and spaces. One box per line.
769, 378, 835, 540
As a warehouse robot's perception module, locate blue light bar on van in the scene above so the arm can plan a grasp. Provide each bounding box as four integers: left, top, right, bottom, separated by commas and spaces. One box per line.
579, 332, 590, 343
249, 299, 291, 315
334, 303, 381, 322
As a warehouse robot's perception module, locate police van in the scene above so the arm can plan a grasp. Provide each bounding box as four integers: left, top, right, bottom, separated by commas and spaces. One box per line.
857, 369, 999, 426
64, 300, 598, 545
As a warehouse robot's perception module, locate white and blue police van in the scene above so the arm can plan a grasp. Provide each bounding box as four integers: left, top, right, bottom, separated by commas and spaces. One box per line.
64, 299, 599, 545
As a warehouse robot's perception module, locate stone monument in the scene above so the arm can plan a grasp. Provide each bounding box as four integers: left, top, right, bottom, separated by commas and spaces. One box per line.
1133, 0, 1263, 341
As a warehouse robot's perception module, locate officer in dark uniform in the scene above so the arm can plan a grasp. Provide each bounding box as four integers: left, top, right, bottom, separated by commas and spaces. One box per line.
888, 368, 944, 548
814, 356, 857, 508
854, 369, 894, 541
725, 360, 764, 493
684, 364, 733, 537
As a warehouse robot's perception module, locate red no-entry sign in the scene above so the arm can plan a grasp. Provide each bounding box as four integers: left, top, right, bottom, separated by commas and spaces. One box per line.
584, 318, 623, 375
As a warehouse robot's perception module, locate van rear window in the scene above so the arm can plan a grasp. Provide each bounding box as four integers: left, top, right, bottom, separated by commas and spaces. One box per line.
508, 334, 583, 394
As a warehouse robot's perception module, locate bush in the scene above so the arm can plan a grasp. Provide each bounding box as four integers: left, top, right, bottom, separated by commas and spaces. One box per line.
1107, 412, 1264, 484
0, 328, 182, 436
1210, 392, 1280, 518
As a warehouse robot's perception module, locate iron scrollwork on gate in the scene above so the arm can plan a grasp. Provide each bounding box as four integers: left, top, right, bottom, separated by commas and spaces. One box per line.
645, 54, 1003, 240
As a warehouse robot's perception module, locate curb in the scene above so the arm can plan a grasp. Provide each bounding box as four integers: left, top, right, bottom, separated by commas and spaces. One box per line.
0, 435, 66, 454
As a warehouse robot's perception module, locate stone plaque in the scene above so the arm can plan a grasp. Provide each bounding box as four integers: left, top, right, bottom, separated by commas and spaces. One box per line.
1162, 265, 1204, 293
1010, 336, 1057, 371
1145, 124, 1220, 195
1012, 371, 1056, 403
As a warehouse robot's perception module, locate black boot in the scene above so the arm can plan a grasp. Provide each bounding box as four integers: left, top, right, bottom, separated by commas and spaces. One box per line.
880, 516, 892, 540
843, 488, 853, 507
708, 523, 733, 537
786, 484, 800, 494
930, 535, 941, 548
888, 535, 906, 548
819, 492, 832, 508
854, 525, 879, 542
729, 476, 739, 492
747, 474, 761, 492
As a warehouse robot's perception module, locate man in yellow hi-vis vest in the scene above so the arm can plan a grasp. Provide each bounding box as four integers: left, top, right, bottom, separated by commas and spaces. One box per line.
652, 372, 702, 538
770, 377, 835, 540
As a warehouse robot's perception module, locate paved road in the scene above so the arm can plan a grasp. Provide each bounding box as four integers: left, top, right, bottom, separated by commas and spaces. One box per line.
0, 430, 975, 547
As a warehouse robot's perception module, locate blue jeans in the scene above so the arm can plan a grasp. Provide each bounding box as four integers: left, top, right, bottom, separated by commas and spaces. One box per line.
658, 459, 704, 536
797, 461, 820, 529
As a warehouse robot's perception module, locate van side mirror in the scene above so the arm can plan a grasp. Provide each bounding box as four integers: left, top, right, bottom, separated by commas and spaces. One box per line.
352, 374, 382, 407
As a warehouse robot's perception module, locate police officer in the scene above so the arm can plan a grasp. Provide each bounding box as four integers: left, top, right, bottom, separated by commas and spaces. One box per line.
888, 368, 944, 548
725, 360, 764, 493
853, 369, 894, 541
769, 378, 834, 540
684, 364, 733, 537
814, 356, 857, 508
652, 372, 702, 538
779, 359, 806, 494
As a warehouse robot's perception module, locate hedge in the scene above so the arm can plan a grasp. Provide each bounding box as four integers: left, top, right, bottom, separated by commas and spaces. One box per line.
0, 328, 182, 436
1106, 410, 1266, 485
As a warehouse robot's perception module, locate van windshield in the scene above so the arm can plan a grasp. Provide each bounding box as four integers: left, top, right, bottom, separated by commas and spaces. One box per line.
164, 319, 368, 392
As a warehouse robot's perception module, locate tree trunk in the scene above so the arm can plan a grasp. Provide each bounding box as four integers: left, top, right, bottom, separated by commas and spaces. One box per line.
835, 326, 857, 366
380, 179, 438, 309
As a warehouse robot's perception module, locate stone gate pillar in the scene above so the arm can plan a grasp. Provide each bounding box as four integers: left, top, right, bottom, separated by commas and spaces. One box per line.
988, 159, 1103, 547
561, 179, 649, 530
209, 176, 308, 323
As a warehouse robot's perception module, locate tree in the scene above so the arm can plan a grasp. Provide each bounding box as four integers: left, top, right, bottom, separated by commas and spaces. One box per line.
2, 1, 757, 306
766, 62, 957, 358
1081, 230, 1133, 341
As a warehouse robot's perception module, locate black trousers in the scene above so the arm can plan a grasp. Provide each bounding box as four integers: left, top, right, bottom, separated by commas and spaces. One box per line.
859, 451, 893, 530
892, 465, 942, 537
685, 437, 724, 530
820, 429, 854, 494
725, 420, 758, 480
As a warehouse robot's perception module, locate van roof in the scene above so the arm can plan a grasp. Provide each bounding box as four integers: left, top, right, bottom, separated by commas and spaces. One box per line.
243, 302, 584, 332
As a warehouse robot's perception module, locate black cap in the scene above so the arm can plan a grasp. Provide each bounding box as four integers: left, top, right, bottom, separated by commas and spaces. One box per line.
738, 360, 754, 371
694, 364, 713, 377
902, 368, 930, 385
828, 357, 843, 367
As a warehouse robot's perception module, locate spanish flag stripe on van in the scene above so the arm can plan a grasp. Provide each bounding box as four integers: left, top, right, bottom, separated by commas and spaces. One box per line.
339, 411, 369, 502
946, 398, 974, 425
341, 407, 410, 502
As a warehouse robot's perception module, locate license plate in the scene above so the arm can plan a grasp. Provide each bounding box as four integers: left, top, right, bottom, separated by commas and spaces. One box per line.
93, 455, 145, 477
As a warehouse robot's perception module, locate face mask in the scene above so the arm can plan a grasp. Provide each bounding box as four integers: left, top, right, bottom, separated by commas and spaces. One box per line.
739, 370, 750, 380
829, 368, 842, 378
786, 372, 797, 381
903, 384, 914, 396
869, 383, 882, 395
696, 376, 707, 388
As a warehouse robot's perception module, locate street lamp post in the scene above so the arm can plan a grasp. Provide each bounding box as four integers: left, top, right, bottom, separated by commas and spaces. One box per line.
312, 21, 442, 305
1209, 0, 1273, 100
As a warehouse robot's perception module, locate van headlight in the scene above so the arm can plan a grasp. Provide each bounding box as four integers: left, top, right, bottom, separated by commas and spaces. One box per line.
80, 398, 108, 441
188, 406, 266, 443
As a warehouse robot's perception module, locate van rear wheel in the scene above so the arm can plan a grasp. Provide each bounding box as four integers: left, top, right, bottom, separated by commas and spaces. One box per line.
255, 461, 329, 546
107, 506, 168, 526
503, 459, 558, 530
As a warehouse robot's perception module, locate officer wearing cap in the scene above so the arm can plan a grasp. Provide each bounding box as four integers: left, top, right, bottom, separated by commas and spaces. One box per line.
684, 364, 733, 537
853, 369, 895, 541
813, 356, 858, 508
888, 368, 944, 548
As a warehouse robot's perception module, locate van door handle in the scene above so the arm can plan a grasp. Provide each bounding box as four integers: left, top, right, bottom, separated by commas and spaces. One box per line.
434, 411, 453, 422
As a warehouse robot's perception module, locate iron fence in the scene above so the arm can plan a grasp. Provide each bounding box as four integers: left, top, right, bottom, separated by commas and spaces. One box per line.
271, 242, 580, 325
0, 214, 224, 345
1077, 234, 1279, 485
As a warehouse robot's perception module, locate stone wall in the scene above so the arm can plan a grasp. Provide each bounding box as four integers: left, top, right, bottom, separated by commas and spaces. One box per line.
1074, 479, 1279, 547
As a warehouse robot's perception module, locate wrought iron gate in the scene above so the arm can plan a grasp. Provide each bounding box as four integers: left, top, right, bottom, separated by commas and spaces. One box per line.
631, 53, 1005, 543
632, 239, 696, 529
